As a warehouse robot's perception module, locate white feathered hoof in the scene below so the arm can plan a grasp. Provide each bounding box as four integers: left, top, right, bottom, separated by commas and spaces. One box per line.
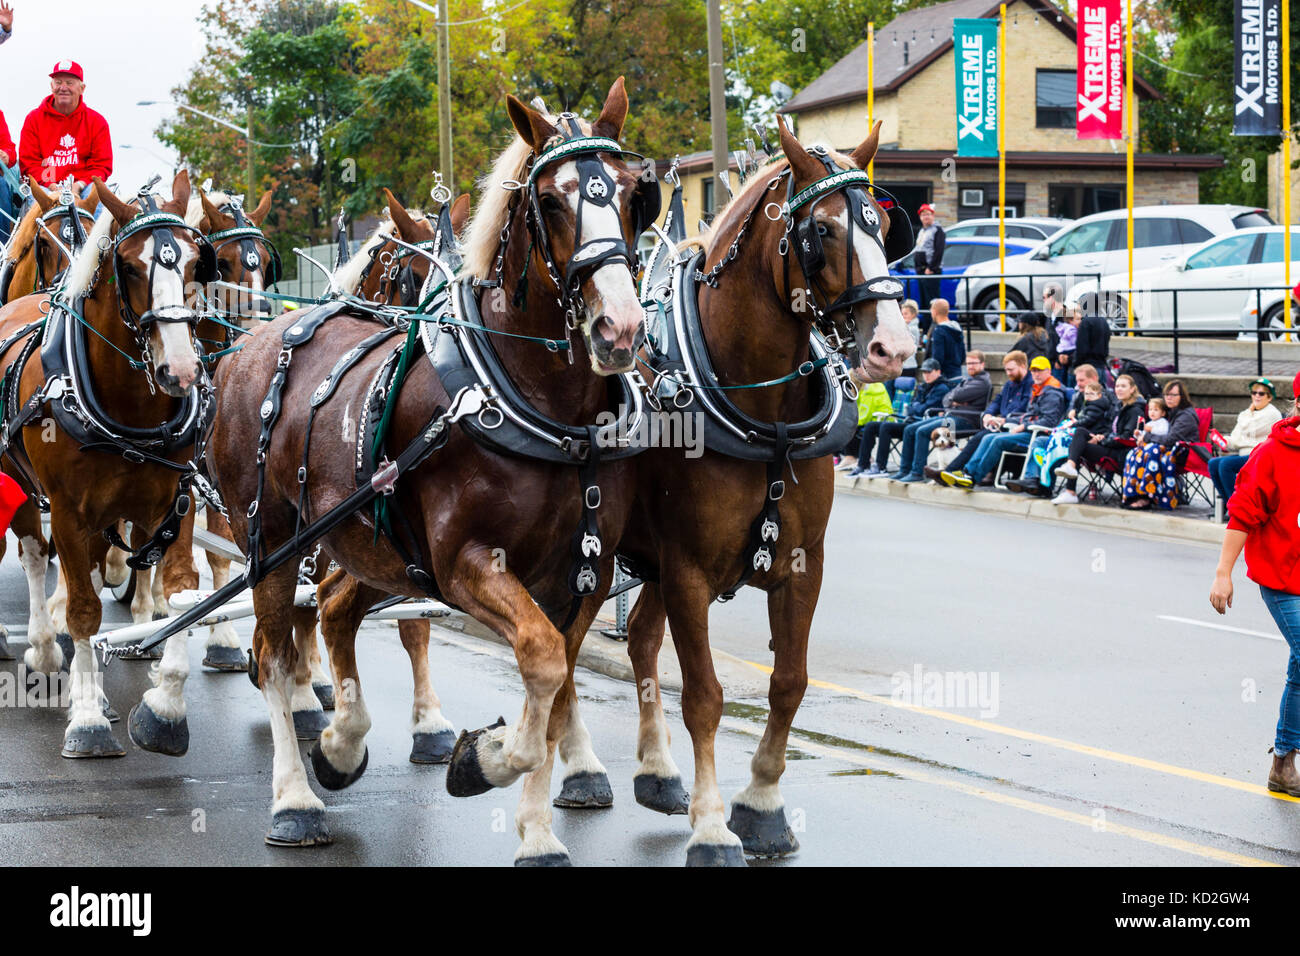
265, 808, 332, 847
292, 708, 330, 740
633, 774, 690, 815
514, 852, 572, 867
127, 701, 190, 757
553, 771, 614, 809
409, 729, 456, 765
445, 718, 506, 797
312, 681, 335, 710
202, 645, 248, 672
684, 843, 748, 867
727, 803, 799, 858
61, 723, 126, 759
309, 740, 368, 790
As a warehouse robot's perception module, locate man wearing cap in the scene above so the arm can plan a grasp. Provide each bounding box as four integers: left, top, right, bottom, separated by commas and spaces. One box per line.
1209, 378, 1285, 512
913, 202, 945, 333
19, 60, 113, 192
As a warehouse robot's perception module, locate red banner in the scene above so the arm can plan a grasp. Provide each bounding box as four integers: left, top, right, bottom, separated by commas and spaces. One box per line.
1076, 0, 1124, 139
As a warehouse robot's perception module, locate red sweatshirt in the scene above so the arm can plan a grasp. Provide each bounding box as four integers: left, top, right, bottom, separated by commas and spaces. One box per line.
1227, 415, 1300, 593
19, 96, 112, 187
0, 110, 14, 169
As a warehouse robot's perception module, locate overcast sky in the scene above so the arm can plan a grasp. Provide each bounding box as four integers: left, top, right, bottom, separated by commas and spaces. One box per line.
2, 0, 213, 193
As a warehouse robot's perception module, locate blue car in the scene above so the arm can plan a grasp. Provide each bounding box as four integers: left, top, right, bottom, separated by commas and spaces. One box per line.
891, 237, 1037, 325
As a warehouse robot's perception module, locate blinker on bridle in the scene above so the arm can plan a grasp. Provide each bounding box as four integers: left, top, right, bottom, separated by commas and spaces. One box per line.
205, 194, 284, 294
111, 188, 215, 332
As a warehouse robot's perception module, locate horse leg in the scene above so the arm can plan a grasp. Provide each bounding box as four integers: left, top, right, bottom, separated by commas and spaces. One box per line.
663, 581, 745, 867
307, 614, 334, 710
15, 504, 60, 673
551, 676, 613, 810
725, 564, 821, 858
308, 570, 372, 790
443, 549, 568, 798
254, 562, 331, 847
55, 515, 124, 758
289, 590, 329, 738
47, 561, 73, 668
626, 583, 689, 814
402, 618, 456, 763
103, 540, 129, 589
189, 508, 244, 671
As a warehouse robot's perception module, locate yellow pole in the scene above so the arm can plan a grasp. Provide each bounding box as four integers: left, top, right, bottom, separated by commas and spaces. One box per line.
1284, 0, 1292, 341
1125, 0, 1134, 334
868, 21, 875, 183
998, 4, 1006, 332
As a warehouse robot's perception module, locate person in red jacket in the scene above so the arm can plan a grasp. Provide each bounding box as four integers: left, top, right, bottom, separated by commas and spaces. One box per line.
19, 60, 112, 192
1210, 369, 1300, 796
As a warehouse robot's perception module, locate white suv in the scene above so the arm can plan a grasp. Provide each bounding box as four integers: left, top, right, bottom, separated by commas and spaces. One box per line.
953, 205, 1273, 330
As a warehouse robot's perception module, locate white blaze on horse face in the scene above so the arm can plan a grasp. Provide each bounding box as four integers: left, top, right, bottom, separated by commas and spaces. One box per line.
844, 207, 915, 381
140, 235, 202, 393
553, 161, 643, 371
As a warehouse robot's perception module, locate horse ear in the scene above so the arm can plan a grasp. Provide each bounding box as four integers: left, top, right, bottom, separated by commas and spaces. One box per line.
383, 187, 421, 243
506, 94, 558, 151
93, 178, 136, 226
170, 168, 192, 214
29, 180, 57, 214
247, 183, 276, 226
776, 115, 823, 185
850, 120, 882, 171
199, 192, 224, 233
450, 193, 471, 237
591, 76, 628, 140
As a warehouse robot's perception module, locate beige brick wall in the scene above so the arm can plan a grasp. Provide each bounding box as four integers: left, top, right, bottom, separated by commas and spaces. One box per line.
794, 95, 900, 151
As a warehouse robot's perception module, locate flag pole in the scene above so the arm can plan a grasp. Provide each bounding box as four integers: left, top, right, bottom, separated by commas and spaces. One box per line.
998, 3, 1006, 332
868, 21, 875, 183
1125, 0, 1134, 335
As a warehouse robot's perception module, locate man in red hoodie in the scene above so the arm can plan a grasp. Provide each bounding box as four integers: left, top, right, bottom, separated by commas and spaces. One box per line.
19, 60, 112, 192
1211, 369, 1300, 797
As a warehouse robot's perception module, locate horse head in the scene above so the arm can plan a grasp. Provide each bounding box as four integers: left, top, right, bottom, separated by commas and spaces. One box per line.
776, 118, 916, 382
504, 77, 651, 375
93, 169, 209, 397
198, 185, 279, 320
29, 178, 98, 290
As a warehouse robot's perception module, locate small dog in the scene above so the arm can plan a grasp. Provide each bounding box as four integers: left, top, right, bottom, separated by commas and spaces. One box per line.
931, 426, 957, 449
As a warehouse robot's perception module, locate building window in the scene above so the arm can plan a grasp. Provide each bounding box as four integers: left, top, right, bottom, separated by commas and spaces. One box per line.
1036, 69, 1076, 128
956, 182, 1025, 220
702, 178, 715, 220
1048, 184, 1125, 219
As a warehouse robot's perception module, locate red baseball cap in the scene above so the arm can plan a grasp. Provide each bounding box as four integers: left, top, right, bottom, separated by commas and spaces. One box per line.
917, 203, 935, 214
49, 60, 84, 81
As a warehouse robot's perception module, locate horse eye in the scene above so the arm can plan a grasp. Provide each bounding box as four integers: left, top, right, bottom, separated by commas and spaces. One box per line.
540, 195, 564, 214
816, 223, 830, 237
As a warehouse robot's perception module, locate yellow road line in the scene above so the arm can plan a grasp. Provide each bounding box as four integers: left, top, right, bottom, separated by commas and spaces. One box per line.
723, 720, 1279, 867
733, 656, 1300, 804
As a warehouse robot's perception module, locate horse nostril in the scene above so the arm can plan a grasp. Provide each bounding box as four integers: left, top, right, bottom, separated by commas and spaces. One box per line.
869, 341, 890, 362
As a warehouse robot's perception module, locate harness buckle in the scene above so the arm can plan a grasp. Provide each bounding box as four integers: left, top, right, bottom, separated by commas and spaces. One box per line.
122, 449, 146, 464
585, 485, 601, 510
769, 479, 785, 501
371, 458, 400, 496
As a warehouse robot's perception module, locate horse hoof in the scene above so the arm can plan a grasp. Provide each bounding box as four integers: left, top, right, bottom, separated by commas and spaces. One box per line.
265, 808, 332, 847
312, 682, 335, 710
55, 633, 74, 672
152, 611, 169, 622
127, 701, 189, 756
247, 649, 259, 687
727, 803, 799, 857
61, 724, 127, 759
0, 631, 14, 660
634, 774, 690, 815
102, 701, 120, 723
293, 709, 330, 741
202, 645, 248, 672
409, 729, 456, 764
445, 717, 505, 797
684, 843, 748, 867
553, 771, 614, 809
514, 852, 572, 867
309, 740, 368, 791
116, 642, 164, 661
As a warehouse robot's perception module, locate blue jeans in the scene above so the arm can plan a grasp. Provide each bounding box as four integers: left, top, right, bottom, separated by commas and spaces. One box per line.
967, 432, 1030, 482
1260, 585, 1300, 755
1209, 454, 1248, 505
0, 175, 13, 243
900, 417, 950, 475
1021, 434, 1051, 483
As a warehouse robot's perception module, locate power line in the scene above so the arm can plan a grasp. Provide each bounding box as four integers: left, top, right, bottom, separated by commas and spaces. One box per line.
403, 0, 535, 26
1133, 46, 1206, 78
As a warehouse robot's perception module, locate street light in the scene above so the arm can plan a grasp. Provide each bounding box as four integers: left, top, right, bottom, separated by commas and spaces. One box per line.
402, 0, 452, 187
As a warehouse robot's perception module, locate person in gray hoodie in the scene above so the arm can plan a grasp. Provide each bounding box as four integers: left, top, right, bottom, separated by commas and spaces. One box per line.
893, 351, 992, 480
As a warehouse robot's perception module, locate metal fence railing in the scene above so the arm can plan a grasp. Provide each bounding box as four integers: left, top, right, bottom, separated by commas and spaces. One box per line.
905, 271, 1103, 344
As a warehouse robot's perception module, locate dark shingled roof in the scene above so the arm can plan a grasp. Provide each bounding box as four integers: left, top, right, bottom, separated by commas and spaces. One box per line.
780, 0, 1157, 115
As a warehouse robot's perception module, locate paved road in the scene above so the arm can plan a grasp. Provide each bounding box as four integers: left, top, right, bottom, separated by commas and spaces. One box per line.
1, 496, 1297, 867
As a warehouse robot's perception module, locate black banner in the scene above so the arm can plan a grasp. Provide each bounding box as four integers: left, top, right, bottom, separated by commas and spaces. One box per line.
1234, 0, 1282, 136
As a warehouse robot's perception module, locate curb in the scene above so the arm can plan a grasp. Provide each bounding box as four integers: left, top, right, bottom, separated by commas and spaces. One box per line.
834, 471, 1225, 547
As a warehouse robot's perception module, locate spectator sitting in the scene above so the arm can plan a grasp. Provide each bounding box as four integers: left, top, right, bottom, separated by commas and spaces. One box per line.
1006, 363, 1110, 495
1144, 397, 1169, 439
887, 299, 921, 400
1121, 378, 1199, 510
851, 358, 949, 478
1209, 378, 1283, 509
19, 60, 113, 194
889, 350, 991, 483
1073, 299, 1112, 384
1051, 372, 1144, 505
934, 350, 1032, 484
1011, 311, 1051, 364
836, 368, 894, 472
942, 355, 1066, 489
925, 297, 964, 379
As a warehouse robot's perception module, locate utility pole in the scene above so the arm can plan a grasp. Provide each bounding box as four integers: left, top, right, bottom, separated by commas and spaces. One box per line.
247, 103, 255, 201
437, 0, 453, 187
706, 0, 728, 218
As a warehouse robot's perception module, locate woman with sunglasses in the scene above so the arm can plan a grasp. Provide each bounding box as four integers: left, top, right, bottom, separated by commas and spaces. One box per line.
1208, 379, 1283, 511
1210, 372, 1300, 795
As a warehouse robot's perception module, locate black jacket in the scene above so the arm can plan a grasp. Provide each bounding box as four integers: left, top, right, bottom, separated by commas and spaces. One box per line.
906, 379, 951, 422
1075, 395, 1113, 434
1012, 330, 1051, 364
1009, 384, 1068, 431
943, 370, 992, 411
914, 224, 946, 273
1075, 313, 1112, 370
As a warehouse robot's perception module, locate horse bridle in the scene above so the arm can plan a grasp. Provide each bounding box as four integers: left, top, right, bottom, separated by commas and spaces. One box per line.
33, 192, 96, 290
492, 114, 660, 334
206, 195, 283, 291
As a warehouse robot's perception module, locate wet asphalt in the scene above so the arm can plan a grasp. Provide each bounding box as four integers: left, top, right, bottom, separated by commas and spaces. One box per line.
2, 493, 1299, 867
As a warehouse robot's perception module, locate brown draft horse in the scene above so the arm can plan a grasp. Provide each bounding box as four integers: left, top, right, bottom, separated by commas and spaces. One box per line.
0, 169, 211, 757
205, 78, 645, 858
0, 179, 99, 305
608, 119, 915, 865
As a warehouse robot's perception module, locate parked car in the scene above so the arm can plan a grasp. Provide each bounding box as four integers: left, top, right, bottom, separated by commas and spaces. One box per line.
953, 205, 1274, 330
890, 237, 1037, 324
1235, 231, 1300, 340
1067, 227, 1300, 333
943, 217, 1074, 242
